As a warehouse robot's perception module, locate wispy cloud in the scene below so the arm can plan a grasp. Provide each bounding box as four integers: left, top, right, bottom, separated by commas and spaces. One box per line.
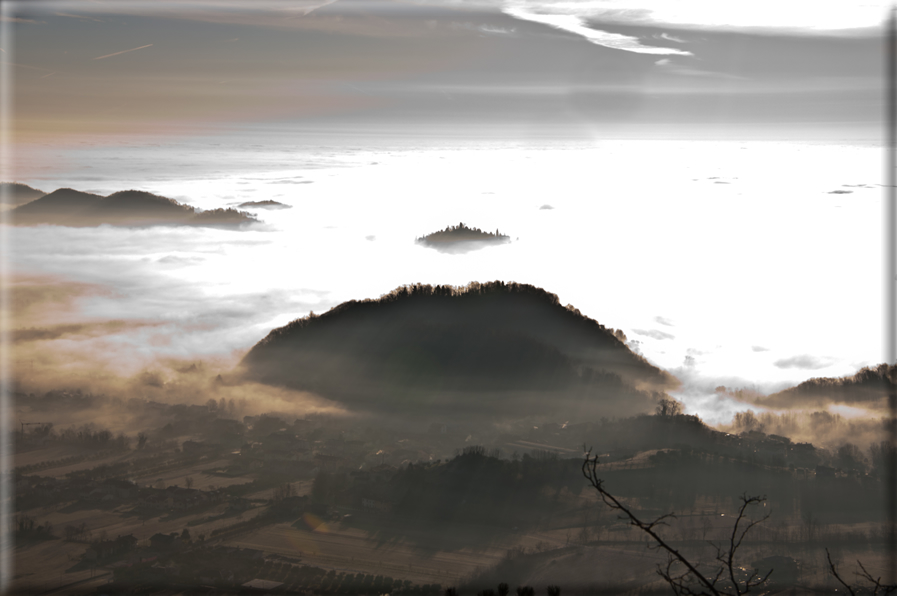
654, 316, 674, 326
752, 345, 770, 352
0, 16, 43, 24
499, 0, 888, 35
773, 354, 835, 370
633, 328, 676, 340
56, 12, 105, 23
504, 5, 692, 55
659, 32, 686, 43
93, 43, 153, 61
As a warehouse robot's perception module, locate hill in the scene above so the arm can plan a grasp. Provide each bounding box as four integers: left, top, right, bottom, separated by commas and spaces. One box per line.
238, 200, 291, 210
12, 188, 258, 227
416, 222, 510, 253
758, 363, 895, 409
1, 182, 46, 206
241, 281, 679, 420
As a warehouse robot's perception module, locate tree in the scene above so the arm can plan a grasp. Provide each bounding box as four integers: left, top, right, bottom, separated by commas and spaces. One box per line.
583, 448, 770, 596
137, 432, 148, 450
185, 476, 194, 489
273, 483, 295, 502
64, 525, 78, 541
826, 549, 897, 595
655, 397, 684, 417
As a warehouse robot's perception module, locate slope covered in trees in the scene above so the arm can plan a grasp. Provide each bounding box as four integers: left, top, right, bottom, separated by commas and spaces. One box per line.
758, 363, 895, 409
241, 282, 678, 419
1, 182, 46, 206
12, 188, 257, 227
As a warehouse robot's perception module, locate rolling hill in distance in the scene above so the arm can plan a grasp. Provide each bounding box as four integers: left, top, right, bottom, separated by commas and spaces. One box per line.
756, 363, 895, 409
11, 187, 258, 227
0, 182, 46, 206
241, 281, 679, 420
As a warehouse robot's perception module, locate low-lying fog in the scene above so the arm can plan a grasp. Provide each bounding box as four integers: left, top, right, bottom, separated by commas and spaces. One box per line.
6, 134, 884, 431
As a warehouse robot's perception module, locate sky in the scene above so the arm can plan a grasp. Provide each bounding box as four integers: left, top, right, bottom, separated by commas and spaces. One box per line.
1, 0, 894, 426
4, 0, 888, 143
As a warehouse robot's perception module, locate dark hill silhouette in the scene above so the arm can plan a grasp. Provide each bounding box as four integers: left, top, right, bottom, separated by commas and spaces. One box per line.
13, 188, 104, 223
417, 222, 510, 253
758, 363, 895, 408
241, 281, 679, 419
1, 182, 46, 206
12, 188, 257, 228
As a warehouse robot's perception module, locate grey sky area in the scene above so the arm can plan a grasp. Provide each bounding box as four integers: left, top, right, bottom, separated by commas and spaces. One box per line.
8, 0, 886, 142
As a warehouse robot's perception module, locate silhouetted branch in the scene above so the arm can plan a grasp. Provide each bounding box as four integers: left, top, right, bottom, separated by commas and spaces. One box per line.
582, 448, 770, 596
826, 548, 897, 596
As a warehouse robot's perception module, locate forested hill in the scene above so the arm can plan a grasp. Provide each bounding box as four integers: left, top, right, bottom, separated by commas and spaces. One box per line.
758, 363, 896, 408
12, 188, 257, 227
416, 223, 510, 252
241, 281, 679, 419
1, 182, 46, 206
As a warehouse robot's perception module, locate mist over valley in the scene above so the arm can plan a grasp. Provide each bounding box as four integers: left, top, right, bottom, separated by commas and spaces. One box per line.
4, 1, 891, 588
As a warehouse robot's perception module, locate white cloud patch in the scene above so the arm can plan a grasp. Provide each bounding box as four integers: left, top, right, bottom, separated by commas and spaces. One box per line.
773, 354, 836, 370
503, 5, 692, 55
654, 315, 674, 326
633, 328, 675, 340
499, 0, 889, 35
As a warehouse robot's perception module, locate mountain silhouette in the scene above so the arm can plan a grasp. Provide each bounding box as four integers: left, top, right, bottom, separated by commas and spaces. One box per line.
12, 188, 257, 227
241, 281, 678, 419
417, 222, 511, 253
1, 182, 46, 206
758, 363, 896, 408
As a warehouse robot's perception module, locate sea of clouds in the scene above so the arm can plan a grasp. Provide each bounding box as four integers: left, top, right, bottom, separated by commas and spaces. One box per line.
6, 134, 884, 424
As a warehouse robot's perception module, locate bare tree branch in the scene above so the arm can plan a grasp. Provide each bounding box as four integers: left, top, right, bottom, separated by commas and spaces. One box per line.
826, 549, 857, 596
582, 448, 770, 596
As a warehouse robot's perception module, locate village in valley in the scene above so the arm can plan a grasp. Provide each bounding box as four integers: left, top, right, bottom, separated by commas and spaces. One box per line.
9, 388, 890, 595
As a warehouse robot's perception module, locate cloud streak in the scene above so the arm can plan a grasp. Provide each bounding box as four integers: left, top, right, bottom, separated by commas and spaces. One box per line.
503, 5, 692, 55
93, 44, 153, 61
633, 328, 675, 340
773, 354, 835, 370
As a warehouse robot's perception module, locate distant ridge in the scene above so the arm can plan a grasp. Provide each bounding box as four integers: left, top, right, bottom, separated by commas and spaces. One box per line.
12, 188, 258, 228
758, 363, 896, 408
242, 281, 678, 419
238, 200, 291, 210
1, 182, 46, 206
417, 222, 510, 253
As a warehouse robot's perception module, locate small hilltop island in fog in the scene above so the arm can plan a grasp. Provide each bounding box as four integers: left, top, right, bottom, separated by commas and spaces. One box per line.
9, 186, 258, 227
237, 200, 291, 210
241, 281, 676, 420
416, 222, 510, 253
